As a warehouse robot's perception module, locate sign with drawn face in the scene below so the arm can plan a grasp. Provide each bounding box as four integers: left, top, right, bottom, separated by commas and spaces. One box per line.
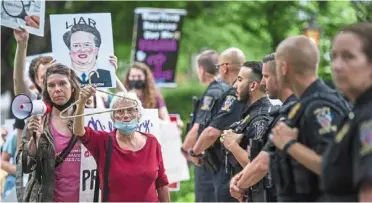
131, 8, 187, 87
79, 108, 159, 202
50, 13, 116, 88
0, 0, 46, 36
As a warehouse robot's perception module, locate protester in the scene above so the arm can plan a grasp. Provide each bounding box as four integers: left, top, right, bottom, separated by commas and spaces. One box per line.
73, 87, 170, 202
16, 64, 81, 202
1, 131, 17, 199
123, 62, 170, 121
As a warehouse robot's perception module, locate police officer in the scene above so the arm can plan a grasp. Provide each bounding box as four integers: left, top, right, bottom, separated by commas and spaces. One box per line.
269, 36, 350, 201
321, 23, 372, 201
181, 49, 229, 202
189, 48, 246, 202
230, 53, 297, 202
220, 61, 273, 202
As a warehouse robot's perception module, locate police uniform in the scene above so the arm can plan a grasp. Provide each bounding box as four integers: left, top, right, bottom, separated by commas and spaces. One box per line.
275, 79, 349, 201
321, 87, 372, 201
192, 79, 230, 202
200, 87, 247, 202
228, 96, 273, 202
262, 94, 298, 202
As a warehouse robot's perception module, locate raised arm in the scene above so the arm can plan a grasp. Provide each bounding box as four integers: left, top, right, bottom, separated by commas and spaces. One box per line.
13, 28, 30, 95
73, 86, 96, 136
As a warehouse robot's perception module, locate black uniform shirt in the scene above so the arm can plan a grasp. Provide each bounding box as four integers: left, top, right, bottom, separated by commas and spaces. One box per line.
321, 87, 372, 202
239, 96, 272, 147
209, 87, 247, 131
285, 79, 348, 200
194, 80, 230, 134
262, 94, 298, 153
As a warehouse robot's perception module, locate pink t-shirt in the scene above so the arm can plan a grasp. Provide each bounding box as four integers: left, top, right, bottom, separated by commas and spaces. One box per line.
51, 120, 81, 202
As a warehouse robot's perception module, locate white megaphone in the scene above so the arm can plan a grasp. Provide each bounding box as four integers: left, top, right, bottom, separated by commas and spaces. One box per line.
11, 94, 51, 120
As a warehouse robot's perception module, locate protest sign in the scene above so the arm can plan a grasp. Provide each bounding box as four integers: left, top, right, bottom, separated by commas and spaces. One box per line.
0, 0, 46, 36
79, 108, 160, 202
158, 121, 190, 184
131, 8, 187, 87
50, 13, 116, 88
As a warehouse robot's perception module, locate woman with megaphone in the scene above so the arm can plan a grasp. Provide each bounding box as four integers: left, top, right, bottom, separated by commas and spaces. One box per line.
16, 64, 82, 202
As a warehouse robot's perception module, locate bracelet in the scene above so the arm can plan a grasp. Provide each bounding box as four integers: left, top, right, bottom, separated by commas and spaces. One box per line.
189, 149, 203, 158
180, 147, 188, 154
283, 139, 297, 153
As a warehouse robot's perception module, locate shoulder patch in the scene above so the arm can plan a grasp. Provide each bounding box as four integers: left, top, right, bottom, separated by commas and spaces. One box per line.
288, 103, 301, 119
221, 95, 236, 112
314, 107, 337, 135
252, 120, 267, 139
201, 96, 213, 110
360, 119, 372, 156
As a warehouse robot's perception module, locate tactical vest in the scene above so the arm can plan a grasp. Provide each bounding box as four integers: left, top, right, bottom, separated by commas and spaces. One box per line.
267, 100, 298, 201
227, 104, 272, 173
278, 91, 350, 200
197, 81, 230, 136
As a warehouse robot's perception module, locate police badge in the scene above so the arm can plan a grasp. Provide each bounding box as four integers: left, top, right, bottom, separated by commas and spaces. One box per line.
360, 119, 372, 156
221, 95, 235, 112
201, 96, 213, 110
253, 120, 266, 139
314, 107, 337, 135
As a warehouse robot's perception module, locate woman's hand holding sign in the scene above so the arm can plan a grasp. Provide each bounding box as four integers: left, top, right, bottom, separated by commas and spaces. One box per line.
13, 26, 29, 43
25, 15, 40, 29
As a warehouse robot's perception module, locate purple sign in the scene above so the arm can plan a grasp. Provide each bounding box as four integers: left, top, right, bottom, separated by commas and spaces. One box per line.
132, 8, 187, 86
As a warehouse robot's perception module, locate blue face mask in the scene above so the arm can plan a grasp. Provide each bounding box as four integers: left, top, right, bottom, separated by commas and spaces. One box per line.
114, 119, 138, 135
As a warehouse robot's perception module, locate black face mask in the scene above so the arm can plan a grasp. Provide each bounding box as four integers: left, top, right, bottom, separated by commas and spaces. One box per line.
52, 96, 74, 112
129, 80, 145, 89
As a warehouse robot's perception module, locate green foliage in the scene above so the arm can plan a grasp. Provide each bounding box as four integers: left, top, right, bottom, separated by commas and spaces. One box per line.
170, 166, 195, 202
162, 80, 205, 126
2, 1, 368, 201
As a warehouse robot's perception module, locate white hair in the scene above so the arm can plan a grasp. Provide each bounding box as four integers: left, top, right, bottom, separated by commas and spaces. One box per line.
109, 91, 143, 120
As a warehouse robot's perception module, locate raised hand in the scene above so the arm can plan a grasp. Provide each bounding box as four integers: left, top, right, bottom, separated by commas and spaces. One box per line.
14, 27, 29, 43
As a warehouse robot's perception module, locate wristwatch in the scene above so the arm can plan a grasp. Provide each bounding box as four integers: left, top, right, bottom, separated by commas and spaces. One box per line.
189, 149, 203, 158
283, 139, 297, 153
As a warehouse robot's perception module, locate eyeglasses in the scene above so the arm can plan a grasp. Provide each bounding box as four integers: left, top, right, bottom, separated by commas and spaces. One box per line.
215, 63, 242, 70
114, 107, 138, 117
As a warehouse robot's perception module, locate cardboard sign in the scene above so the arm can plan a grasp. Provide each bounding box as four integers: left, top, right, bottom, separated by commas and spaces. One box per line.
50, 13, 116, 88
131, 8, 187, 87
0, 0, 46, 36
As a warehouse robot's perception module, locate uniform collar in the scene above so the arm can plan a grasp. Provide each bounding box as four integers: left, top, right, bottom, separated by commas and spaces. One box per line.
282, 94, 297, 106
300, 79, 326, 98
243, 96, 270, 115
355, 86, 372, 106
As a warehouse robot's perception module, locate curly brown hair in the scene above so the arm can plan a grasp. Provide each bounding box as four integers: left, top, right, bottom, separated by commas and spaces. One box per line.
124, 62, 157, 108
42, 64, 81, 106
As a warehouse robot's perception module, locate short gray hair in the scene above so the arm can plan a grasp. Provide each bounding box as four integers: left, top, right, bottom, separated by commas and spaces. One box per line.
109, 91, 143, 120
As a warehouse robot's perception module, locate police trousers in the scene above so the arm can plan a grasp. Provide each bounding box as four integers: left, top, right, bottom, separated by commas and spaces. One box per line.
194, 164, 216, 202
211, 163, 239, 202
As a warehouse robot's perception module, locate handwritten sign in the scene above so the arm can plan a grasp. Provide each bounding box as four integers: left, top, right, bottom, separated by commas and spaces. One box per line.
131, 8, 187, 87
158, 121, 190, 184
0, 0, 46, 36
50, 13, 116, 88
79, 108, 160, 202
